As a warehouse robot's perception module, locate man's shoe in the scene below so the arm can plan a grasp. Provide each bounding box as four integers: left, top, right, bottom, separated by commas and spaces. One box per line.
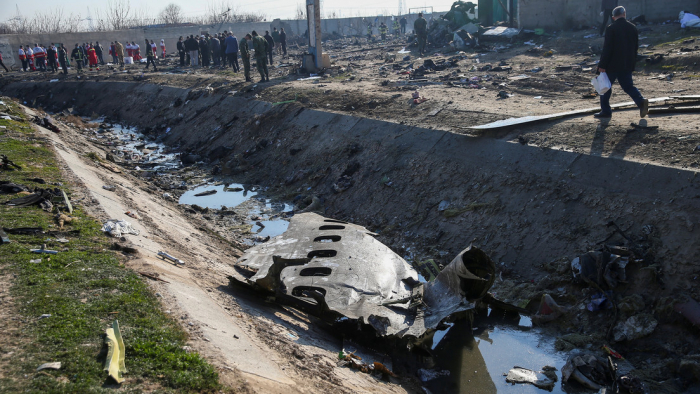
594, 112, 612, 118
640, 98, 649, 118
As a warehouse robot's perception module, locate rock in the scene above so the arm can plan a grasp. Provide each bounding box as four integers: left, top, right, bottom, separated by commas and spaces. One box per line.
618, 294, 645, 317
613, 314, 658, 342
678, 357, 700, 384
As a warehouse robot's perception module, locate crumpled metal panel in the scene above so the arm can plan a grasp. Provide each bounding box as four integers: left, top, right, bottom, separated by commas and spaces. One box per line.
233, 212, 494, 338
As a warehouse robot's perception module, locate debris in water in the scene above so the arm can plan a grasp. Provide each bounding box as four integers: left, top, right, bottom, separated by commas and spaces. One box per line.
505, 366, 556, 390
194, 189, 217, 197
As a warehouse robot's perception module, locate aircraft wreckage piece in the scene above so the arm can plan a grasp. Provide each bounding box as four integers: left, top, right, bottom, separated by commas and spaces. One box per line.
229, 213, 495, 338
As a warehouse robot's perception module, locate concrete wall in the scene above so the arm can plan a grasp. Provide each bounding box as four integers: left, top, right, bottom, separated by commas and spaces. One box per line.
518, 0, 700, 30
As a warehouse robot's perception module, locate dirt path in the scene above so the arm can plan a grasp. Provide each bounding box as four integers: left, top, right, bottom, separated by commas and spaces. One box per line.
25, 106, 411, 394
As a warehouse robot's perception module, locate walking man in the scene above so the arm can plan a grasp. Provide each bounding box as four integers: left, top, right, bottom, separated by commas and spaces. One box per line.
272, 27, 281, 54
115, 41, 125, 66
595, 6, 648, 119
144, 39, 158, 71
600, 0, 619, 36
224, 32, 240, 72
252, 31, 269, 82
240, 33, 252, 82
279, 28, 287, 56
414, 12, 428, 56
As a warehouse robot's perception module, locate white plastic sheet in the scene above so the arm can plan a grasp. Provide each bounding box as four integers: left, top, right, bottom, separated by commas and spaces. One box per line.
680, 12, 700, 28
101, 219, 140, 237
591, 72, 611, 95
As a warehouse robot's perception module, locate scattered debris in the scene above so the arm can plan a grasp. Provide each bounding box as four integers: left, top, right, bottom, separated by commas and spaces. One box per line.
613, 314, 658, 342
104, 320, 127, 384
30, 244, 58, 254
158, 251, 184, 265
194, 189, 217, 197
505, 366, 556, 390
36, 362, 62, 371
0, 228, 9, 244
139, 271, 170, 283
101, 219, 140, 237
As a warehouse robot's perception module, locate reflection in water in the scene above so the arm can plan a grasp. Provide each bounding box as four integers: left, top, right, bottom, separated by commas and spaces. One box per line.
425, 310, 567, 394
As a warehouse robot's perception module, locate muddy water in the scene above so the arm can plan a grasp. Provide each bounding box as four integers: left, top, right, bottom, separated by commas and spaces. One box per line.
426, 313, 568, 394
179, 184, 258, 208
90, 121, 180, 170
180, 184, 293, 240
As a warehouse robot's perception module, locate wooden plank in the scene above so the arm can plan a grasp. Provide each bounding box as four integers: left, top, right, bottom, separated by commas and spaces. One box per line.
469, 97, 671, 130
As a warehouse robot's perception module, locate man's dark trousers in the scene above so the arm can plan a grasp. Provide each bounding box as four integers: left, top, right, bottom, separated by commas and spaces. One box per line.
599, 71, 644, 115
227, 52, 239, 72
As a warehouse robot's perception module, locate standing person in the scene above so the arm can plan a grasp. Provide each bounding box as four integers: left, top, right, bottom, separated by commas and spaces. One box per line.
595, 6, 648, 119
79, 44, 88, 68
600, 0, 619, 36
109, 42, 116, 63
224, 32, 240, 72
0, 51, 9, 73
160, 39, 166, 58
414, 12, 428, 56
58, 45, 68, 74
279, 28, 287, 56
144, 39, 158, 71
150, 40, 157, 58
379, 22, 388, 40
220, 33, 227, 67
87, 44, 99, 71
400, 16, 407, 34
177, 36, 186, 66
210, 34, 220, 67
132, 41, 141, 61
240, 33, 252, 82
115, 41, 125, 66
95, 41, 104, 64
46, 44, 58, 72
367, 23, 372, 39
199, 36, 210, 67
71, 44, 84, 73
33, 44, 46, 71
18, 46, 27, 71
263, 30, 274, 66
393, 19, 400, 35
186, 35, 198, 66
251, 30, 269, 82
126, 41, 133, 58
26, 46, 36, 71
272, 27, 281, 54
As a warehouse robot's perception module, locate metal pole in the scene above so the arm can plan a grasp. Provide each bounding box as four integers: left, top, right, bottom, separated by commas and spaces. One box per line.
306, 0, 322, 69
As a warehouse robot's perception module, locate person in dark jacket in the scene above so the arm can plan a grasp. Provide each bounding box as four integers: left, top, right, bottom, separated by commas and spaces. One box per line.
58, 45, 68, 74
70, 44, 84, 72
185, 35, 198, 66
177, 36, 186, 66
263, 30, 274, 66
46, 44, 57, 72
210, 34, 220, 67
199, 36, 210, 67
94, 41, 104, 64
144, 39, 158, 71
279, 28, 287, 56
600, 0, 618, 36
595, 6, 648, 119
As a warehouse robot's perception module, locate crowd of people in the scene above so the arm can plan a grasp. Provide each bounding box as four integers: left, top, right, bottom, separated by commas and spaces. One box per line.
175, 28, 287, 82
7, 27, 288, 83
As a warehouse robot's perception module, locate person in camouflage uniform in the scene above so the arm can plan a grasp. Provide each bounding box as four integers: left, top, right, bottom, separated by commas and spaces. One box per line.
251, 31, 269, 82
240, 34, 253, 82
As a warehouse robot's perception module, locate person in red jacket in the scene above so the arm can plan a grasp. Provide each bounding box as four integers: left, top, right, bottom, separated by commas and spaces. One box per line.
160, 39, 166, 58
26, 46, 36, 71
87, 45, 99, 71
18, 46, 27, 71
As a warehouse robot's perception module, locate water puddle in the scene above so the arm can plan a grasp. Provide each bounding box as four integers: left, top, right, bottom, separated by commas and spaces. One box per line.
425, 312, 568, 394
179, 183, 293, 242
179, 183, 257, 208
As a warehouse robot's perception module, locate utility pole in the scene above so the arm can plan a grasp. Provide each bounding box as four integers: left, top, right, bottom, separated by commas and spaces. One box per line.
306, 0, 322, 69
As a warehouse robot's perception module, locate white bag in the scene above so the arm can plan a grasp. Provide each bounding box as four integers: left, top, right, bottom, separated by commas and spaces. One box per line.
591, 72, 611, 95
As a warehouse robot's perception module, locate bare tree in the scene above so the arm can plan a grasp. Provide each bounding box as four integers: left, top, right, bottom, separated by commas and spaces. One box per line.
295, 3, 305, 20
106, 0, 131, 30
159, 3, 182, 25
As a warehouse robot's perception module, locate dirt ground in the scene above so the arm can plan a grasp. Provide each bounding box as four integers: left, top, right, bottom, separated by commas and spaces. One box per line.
2, 20, 700, 394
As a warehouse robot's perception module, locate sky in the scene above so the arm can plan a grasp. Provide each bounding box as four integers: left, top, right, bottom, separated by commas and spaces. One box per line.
1, 0, 457, 26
